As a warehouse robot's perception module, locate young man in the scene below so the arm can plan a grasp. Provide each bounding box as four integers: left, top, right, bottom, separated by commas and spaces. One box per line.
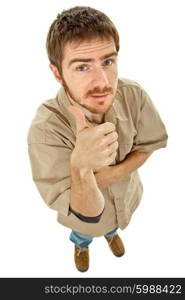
27, 6, 168, 272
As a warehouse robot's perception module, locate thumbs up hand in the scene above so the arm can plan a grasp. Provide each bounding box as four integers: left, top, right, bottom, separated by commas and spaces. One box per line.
68, 105, 118, 172
68, 105, 90, 134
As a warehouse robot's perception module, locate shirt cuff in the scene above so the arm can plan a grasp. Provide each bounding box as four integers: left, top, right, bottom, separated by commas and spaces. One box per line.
69, 206, 104, 223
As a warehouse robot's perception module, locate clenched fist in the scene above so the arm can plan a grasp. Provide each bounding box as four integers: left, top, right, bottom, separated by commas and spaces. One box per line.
68, 105, 118, 172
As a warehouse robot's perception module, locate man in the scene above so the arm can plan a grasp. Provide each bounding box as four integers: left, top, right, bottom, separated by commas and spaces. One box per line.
27, 6, 168, 272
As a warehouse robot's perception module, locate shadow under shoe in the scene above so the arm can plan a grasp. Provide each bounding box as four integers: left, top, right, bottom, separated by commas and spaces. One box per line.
105, 233, 125, 257
74, 245, 89, 272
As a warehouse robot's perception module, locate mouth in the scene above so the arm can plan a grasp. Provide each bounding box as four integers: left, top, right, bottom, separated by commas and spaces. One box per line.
90, 94, 110, 101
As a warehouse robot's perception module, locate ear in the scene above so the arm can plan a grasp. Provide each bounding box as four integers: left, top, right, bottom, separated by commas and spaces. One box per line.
49, 64, 63, 83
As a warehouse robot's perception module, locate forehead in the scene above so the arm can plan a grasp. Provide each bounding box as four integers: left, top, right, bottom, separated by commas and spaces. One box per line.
63, 37, 116, 61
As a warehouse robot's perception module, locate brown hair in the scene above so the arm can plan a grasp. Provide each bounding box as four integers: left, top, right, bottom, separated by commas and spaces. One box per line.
46, 6, 120, 75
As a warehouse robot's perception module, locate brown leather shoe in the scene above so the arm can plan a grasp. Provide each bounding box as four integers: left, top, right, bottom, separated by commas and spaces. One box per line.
74, 245, 89, 272
105, 233, 125, 257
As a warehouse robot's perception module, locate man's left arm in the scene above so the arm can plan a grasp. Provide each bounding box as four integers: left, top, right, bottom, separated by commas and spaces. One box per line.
94, 150, 153, 190
95, 85, 168, 189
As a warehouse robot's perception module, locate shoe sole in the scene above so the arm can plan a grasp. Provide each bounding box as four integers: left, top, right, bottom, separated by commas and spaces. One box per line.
76, 267, 89, 272
114, 251, 125, 257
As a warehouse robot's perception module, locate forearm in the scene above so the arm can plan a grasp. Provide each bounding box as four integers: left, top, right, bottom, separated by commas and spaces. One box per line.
70, 163, 105, 217
114, 151, 153, 182
94, 151, 153, 189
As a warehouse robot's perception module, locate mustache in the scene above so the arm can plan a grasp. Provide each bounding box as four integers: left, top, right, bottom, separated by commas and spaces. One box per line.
86, 86, 113, 97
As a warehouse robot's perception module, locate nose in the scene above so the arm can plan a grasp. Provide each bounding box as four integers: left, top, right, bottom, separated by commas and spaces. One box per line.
92, 67, 109, 88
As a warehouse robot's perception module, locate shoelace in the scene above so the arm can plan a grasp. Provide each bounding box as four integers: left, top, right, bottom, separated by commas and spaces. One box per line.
106, 233, 117, 245
76, 247, 88, 256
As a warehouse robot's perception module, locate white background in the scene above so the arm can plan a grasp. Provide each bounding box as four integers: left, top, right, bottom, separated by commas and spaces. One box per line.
0, 0, 184, 277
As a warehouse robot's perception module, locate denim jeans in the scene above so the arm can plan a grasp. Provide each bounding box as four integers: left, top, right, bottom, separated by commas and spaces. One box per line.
69, 227, 118, 248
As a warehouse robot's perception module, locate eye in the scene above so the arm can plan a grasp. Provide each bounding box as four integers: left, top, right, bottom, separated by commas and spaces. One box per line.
76, 65, 88, 71
103, 59, 114, 66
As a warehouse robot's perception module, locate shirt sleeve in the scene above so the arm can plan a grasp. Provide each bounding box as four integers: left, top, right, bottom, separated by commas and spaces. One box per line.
27, 138, 72, 217
130, 87, 168, 153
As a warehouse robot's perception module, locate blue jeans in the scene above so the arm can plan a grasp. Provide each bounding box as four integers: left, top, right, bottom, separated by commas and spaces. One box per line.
69, 227, 118, 248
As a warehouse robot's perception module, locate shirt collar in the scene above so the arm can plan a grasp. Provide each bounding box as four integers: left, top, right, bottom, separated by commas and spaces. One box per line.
104, 98, 127, 124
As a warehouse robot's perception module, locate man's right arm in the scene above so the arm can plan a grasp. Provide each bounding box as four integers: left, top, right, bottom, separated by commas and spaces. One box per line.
67, 105, 118, 220
69, 162, 105, 218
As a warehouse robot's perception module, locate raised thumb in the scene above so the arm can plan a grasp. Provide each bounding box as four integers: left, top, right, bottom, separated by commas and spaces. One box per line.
68, 105, 89, 133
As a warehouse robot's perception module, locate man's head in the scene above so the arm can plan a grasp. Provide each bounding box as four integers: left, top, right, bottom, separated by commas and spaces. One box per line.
46, 6, 120, 115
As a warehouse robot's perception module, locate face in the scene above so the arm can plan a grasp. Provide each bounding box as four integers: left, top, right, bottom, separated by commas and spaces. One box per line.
52, 37, 118, 115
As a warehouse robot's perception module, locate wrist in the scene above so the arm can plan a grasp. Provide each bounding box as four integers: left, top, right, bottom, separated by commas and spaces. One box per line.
70, 157, 92, 178
112, 163, 125, 182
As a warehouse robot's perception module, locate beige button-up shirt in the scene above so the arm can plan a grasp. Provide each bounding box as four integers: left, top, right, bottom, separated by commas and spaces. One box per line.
27, 78, 168, 237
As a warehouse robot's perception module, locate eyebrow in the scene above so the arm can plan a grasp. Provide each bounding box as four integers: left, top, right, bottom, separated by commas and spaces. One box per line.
68, 51, 118, 67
